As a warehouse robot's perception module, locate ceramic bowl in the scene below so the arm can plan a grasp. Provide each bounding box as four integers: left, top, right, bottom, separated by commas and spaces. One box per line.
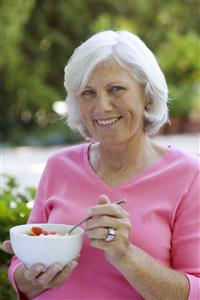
10, 223, 84, 268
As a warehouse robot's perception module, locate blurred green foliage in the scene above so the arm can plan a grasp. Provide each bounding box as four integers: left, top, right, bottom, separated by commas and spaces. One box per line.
0, 264, 16, 300
0, 175, 34, 260
0, 175, 35, 300
0, 0, 199, 144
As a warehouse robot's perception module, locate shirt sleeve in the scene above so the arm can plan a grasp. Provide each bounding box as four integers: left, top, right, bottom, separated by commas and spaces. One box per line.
8, 160, 51, 299
171, 171, 200, 300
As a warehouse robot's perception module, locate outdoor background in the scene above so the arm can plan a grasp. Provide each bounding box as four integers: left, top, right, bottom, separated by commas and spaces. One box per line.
0, 0, 200, 299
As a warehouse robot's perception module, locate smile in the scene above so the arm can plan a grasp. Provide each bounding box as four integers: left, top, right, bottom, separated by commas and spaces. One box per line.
95, 117, 121, 126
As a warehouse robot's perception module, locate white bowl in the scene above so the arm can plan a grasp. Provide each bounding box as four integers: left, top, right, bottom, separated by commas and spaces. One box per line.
10, 224, 84, 268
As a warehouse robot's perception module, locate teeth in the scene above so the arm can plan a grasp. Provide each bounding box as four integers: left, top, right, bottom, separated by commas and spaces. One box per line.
96, 117, 120, 126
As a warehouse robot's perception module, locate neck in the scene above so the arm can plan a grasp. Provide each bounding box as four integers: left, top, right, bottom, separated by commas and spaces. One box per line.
92, 133, 153, 173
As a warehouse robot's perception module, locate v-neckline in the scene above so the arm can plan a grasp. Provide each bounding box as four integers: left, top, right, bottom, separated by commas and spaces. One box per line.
82, 141, 172, 192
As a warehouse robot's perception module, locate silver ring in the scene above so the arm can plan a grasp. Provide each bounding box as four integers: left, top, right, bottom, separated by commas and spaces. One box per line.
105, 228, 116, 242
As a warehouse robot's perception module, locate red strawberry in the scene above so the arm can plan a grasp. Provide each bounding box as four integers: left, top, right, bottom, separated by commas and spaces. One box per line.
29, 226, 43, 236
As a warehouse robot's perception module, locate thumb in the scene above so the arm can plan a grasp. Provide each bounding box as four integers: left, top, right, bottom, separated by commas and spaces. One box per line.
2, 240, 14, 254
98, 194, 110, 205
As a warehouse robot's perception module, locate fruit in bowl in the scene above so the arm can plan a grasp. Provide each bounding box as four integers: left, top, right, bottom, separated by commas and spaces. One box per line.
10, 224, 84, 268
27, 226, 61, 236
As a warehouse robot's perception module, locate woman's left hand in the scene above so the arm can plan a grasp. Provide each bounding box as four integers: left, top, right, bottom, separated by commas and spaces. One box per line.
85, 194, 132, 265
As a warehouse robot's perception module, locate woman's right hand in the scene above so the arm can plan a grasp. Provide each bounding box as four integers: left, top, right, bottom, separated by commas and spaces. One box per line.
3, 240, 78, 299
14, 260, 78, 299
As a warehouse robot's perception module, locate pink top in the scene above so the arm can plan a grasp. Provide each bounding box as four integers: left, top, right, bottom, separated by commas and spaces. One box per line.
8, 142, 200, 299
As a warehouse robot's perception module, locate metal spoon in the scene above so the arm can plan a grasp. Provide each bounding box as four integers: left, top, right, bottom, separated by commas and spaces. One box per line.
68, 199, 127, 235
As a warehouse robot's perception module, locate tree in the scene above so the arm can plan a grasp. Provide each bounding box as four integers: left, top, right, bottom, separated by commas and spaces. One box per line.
0, 0, 199, 144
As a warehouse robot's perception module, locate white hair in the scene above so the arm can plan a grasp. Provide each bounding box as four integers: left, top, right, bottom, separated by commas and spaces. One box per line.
64, 30, 169, 137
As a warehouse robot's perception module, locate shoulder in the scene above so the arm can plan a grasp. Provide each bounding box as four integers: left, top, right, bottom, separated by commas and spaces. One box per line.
166, 147, 200, 179
36, 143, 90, 188
168, 148, 199, 167
46, 142, 88, 169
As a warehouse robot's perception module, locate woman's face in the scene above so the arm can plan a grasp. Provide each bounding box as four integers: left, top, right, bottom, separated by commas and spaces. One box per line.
78, 60, 147, 146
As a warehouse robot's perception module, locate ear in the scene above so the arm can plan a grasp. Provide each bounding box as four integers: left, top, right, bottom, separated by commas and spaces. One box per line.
144, 92, 152, 110
98, 194, 110, 205
145, 102, 152, 112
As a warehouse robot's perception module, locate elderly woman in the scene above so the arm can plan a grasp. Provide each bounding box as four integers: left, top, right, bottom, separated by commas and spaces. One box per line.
5, 30, 199, 300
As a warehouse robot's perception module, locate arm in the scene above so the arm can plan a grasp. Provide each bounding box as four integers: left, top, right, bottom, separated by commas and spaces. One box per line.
171, 172, 200, 299
8, 162, 50, 299
8, 159, 78, 299
86, 188, 199, 300
111, 244, 189, 300
116, 172, 200, 300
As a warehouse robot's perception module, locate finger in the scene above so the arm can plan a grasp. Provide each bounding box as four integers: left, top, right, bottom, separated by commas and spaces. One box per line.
2, 240, 14, 254
24, 264, 46, 281
89, 238, 112, 250
86, 197, 128, 218
36, 263, 63, 286
86, 204, 123, 218
85, 215, 118, 231
89, 230, 130, 250
86, 227, 109, 240
98, 194, 110, 205
50, 260, 78, 289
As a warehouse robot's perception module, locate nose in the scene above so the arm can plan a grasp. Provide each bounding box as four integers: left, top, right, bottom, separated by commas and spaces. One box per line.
95, 92, 113, 113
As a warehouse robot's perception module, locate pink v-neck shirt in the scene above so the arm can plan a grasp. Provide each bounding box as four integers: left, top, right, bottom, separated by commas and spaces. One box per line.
9, 143, 200, 299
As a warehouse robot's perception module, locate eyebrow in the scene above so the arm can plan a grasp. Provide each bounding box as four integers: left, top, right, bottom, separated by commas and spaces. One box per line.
83, 85, 94, 89
84, 81, 127, 89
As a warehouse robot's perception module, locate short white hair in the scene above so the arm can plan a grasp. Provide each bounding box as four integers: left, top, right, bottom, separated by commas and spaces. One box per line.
64, 30, 169, 137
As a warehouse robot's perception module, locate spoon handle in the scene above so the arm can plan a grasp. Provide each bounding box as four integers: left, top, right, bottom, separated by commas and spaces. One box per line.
68, 199, 127, 235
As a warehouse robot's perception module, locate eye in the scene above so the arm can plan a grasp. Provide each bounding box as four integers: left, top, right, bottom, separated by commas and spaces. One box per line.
109, 86, 125, 93
81, 89, 96, 96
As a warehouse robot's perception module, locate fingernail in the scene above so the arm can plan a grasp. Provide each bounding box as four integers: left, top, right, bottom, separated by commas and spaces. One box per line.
53, 264, 63, 272
86, 209, 92, 217
68, 261, 78, 268
35, 265, 45, 273
75, 255, 80, 262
